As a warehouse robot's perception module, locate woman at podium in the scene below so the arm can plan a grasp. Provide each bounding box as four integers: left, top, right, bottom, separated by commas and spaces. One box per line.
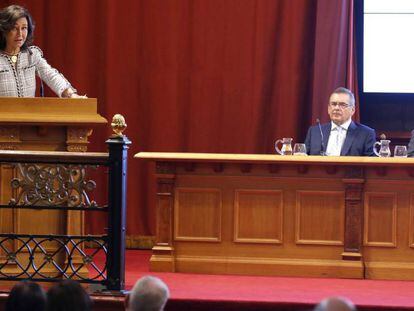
0, 5, 83, 98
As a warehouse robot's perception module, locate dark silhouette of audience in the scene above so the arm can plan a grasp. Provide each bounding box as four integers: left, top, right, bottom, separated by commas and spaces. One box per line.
6, 281, 46, 311
6, 278, 360, 311
126, 275, 170, 311
314, 297, 357, 311
46, 279, 92, 311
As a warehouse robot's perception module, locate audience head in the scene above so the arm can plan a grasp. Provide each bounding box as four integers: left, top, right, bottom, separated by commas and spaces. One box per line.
126, 276, 170, 311
328, 87, 356, 125
314, 296, 357, 311
46, 279, 92, 311
6, 281, 46, 311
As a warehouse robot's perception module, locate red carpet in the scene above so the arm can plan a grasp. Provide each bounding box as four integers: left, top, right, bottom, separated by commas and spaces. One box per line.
107, 250, 414, 311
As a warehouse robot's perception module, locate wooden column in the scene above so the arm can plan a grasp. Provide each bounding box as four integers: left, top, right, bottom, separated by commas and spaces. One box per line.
150, 162, 176, 272
342, 166, 365, 261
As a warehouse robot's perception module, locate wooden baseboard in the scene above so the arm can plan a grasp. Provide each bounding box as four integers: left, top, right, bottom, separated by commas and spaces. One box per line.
125, 235, 155, 249
85, 235, 155, 249
365, 261, 414, 280
150, 255, 364, 279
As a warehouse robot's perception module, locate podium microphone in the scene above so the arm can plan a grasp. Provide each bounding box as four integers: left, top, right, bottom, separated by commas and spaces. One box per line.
35, 68, 44, 97
38, 75, 44, 97
316, 118, 326, 156
28, 48, 44, 97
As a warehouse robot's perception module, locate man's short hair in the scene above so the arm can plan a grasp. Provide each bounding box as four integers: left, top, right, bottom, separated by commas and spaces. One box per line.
314, 296, 357, 311
128, 276, 169, 311
331, 87, 355, 107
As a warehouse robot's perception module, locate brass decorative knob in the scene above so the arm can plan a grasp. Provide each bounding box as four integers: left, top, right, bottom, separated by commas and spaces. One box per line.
111, 114, 127, 137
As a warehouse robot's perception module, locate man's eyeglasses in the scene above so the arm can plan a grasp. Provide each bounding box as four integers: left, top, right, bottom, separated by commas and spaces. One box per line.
329, 102, 351, 109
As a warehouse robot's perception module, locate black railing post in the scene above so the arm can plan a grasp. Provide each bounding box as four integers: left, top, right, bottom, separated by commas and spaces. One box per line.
106, 135, 131, 291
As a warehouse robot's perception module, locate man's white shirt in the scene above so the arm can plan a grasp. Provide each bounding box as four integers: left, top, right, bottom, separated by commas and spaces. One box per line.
325, 119, 352, 156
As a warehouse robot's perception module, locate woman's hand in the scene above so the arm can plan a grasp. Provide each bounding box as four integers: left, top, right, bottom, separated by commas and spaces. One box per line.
62, 88, 87, 98
69, 93, 88, 98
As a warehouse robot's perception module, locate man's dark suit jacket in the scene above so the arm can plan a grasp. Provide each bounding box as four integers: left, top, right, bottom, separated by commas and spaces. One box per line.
304, 121, 376, 156
408, 130, 414, 157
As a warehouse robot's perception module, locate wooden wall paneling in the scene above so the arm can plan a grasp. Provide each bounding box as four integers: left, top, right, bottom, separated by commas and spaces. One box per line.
295, 190, 344, 245
362, 177, 414, 280
234, 189, 283, 244
174, 188, 221, 242
364, 192, 397, 247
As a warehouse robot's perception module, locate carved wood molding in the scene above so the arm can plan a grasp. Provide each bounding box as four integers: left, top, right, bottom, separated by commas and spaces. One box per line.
374, 167, 387, 176
344, 166, 364, 179
407, 168, 414, 178
66, 127, 93, 152
268, 164, 279, 174
342, 166, 365, 261
213, 163, 224, 173
325, 166, 338, 175
0, 126, 21, 150
155, 162, 176, 175
240, 164, 251, 173
297, 165, 308, 174
184, 162, 196, 172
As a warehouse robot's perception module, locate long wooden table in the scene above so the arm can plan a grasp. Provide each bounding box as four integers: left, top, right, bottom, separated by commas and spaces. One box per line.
135, 153, 414, 280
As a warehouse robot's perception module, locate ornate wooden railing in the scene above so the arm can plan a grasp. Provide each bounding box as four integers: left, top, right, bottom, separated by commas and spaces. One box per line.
0, 131, 130, 291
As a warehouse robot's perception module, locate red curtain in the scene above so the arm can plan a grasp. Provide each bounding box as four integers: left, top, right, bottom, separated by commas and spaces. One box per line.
1, 0, 356, 237
310, 0, 358, 123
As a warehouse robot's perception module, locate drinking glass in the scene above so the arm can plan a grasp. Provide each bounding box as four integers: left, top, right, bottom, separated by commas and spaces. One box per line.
394, 145, 408, 158
293, 143, 307, 156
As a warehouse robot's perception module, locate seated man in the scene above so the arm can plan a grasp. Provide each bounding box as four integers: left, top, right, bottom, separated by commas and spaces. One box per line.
305, 87, 376, 156
408, 130, 414, 157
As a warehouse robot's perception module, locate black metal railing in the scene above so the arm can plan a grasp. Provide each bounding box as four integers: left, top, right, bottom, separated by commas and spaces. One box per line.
0, 134, 130, 291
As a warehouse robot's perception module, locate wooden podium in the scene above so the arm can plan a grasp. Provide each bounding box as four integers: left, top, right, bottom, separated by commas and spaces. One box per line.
0, 97, 107, 151
0, 97, 107, 278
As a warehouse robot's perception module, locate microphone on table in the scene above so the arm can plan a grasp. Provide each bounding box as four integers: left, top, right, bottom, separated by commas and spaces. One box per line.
316, 118, 326, 156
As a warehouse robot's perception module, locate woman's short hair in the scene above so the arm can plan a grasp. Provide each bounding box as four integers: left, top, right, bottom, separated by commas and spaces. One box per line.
6, 281, 46, 311
0, 5, 35, 50
46, 280, 92, 311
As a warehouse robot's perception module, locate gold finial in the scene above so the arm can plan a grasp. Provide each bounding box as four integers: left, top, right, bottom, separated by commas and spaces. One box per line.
111, 114, 127, 137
